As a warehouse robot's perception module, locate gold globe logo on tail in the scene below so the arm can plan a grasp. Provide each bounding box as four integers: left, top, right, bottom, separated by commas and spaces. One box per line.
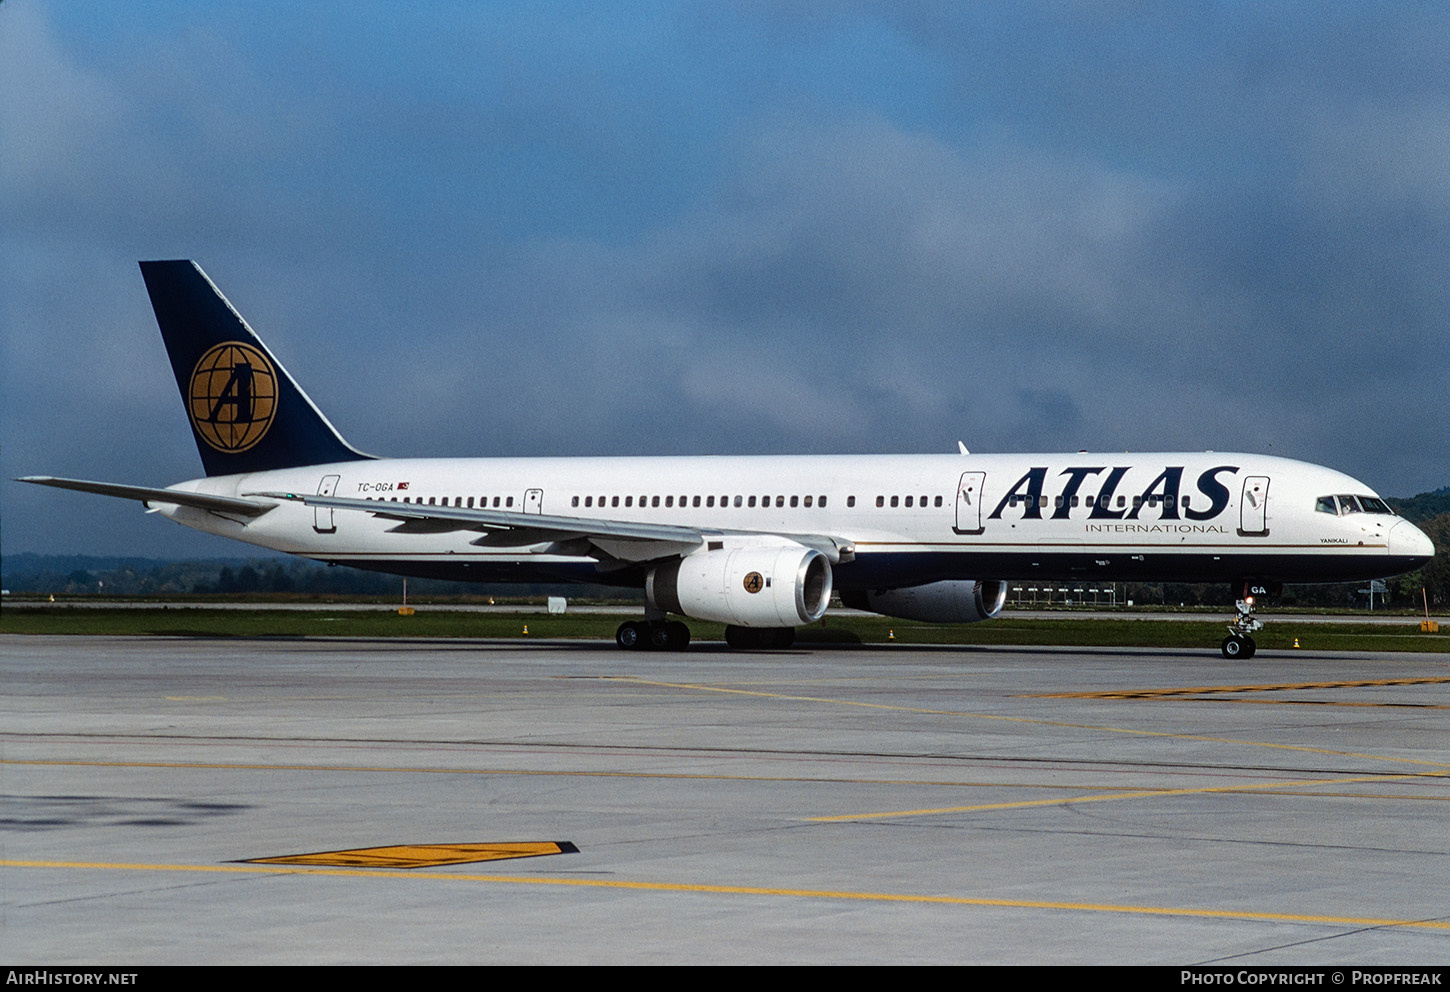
188, 342, 278, 452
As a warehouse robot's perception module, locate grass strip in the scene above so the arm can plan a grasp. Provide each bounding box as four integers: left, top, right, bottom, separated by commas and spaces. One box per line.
1, 607, 1445, 652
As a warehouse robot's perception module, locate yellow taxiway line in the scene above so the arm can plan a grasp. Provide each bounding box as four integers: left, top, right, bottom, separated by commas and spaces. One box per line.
4, 858, 1448, 933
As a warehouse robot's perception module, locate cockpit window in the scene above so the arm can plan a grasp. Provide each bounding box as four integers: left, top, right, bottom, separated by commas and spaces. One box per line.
1316, 494, 1397, 516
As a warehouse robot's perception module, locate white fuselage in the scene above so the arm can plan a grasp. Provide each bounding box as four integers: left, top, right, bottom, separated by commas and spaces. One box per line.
159, 451, 1434, 590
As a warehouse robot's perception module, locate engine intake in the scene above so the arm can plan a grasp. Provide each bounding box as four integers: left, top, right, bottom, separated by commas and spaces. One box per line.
647, 544, 832, 627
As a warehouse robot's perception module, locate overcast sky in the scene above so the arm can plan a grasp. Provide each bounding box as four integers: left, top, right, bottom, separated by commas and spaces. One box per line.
3, 1, 1448, 558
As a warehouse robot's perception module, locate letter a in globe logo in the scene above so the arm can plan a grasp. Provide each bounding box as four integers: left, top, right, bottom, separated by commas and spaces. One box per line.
188, 342, 278, 452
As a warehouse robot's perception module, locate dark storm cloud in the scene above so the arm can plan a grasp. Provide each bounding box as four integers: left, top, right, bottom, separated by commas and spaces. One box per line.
2, 1, 1447, 556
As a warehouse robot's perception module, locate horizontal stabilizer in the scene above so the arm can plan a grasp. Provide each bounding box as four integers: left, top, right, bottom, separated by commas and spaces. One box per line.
18, 476, 275, 517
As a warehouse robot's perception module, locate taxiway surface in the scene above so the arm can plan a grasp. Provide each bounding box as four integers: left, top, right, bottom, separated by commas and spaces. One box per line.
4, 634, 1449, 964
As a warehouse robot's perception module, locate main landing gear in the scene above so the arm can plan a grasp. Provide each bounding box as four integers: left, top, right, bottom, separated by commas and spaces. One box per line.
615, 619, 691, 651
1221, 593, 1265, 659
613, 620, 798, 650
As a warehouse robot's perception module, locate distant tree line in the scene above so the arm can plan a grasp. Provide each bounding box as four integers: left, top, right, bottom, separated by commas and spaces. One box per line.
0, 554, 622, 601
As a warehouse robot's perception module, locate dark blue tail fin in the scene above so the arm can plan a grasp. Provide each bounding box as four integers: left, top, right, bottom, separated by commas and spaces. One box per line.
140, 260, 372, 477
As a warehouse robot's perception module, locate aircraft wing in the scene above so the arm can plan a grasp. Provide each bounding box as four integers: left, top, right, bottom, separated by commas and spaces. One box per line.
251, 491, 854, 565
18, 476, 277, 517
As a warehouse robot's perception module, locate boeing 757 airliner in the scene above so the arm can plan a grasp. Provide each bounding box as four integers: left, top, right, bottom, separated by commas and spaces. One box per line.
21, 261, 1435, 657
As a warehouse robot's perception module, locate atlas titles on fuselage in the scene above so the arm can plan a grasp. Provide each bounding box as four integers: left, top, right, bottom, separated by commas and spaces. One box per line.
988, 465, 1236, 522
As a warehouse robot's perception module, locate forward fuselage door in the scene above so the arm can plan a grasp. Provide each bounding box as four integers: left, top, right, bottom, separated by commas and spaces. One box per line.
1238, 476, 1270, 537
523, 488, 544, 514
314, 474, 340, 533
954, 471, 986, 535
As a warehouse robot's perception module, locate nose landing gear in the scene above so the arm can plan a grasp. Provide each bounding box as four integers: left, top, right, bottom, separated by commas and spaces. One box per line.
1221, 592, 1264, 659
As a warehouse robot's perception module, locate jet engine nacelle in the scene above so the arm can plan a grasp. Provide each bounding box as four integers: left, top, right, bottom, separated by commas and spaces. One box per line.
647, 544, 833, 627
841, 579, 1008, 623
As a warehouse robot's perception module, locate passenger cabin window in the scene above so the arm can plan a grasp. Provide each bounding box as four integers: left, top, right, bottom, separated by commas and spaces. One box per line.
847, 496, 856, 508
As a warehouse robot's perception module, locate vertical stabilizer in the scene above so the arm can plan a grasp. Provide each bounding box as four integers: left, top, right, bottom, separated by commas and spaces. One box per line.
139, 260, 371, 476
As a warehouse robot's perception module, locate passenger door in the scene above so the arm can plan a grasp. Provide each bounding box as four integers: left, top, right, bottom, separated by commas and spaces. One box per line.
313, 474, 340, 533
1238, 476, 1270, 536
953, 471, 986, 535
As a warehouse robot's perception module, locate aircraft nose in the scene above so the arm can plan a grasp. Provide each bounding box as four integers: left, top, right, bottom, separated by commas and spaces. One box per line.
1389, 520, 1435, 565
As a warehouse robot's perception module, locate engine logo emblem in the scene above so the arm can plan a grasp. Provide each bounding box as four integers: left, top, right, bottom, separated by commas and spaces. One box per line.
188, 342, 278, 453
742, 571, 764, 594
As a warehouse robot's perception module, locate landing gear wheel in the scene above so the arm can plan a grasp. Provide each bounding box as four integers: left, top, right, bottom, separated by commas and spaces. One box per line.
1220, 585, 1266, 659
616, 621, 646, 650
1221, 634, 1256, 659
647, 621, 691, 651
647, 623, 672, 650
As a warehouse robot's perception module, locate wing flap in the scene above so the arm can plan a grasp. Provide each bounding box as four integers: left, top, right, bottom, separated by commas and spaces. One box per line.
249, 491, 854, 565
250, 491, 706, 554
